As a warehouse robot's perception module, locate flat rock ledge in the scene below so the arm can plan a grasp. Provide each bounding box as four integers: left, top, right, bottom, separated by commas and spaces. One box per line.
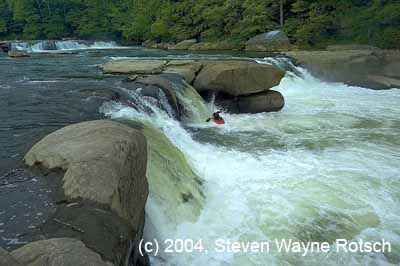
99, 59, 286, 113
21, 120, 149, 266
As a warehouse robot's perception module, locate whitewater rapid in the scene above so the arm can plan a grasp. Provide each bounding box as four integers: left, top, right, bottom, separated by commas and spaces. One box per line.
102, 58, 400, 266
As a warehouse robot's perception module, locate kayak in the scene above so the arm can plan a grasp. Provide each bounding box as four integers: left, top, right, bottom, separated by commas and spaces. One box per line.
213, 118, 225, 125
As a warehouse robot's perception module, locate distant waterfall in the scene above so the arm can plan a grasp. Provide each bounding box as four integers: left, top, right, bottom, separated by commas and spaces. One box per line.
9, 40, 119, 52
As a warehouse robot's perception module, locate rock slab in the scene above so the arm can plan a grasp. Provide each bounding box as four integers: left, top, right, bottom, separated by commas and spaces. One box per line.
11, 238, 114, 266
194, 60, 285, 96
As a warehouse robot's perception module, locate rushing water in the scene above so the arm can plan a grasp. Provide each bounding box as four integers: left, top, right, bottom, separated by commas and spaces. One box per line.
1, 44, 400, 265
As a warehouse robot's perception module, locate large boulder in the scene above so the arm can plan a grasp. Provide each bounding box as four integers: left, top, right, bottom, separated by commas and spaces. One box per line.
24, 120, 148, 228
217, 90, 284, 113
171, 39, 197, 50
285, 49, 400, 89
23, 120, 148, 225
99, 59, 167, 74
11, 238, 113, 266
246, 30, 291, 52
193, 60, 285, 96
23, 120, 149, 265
0, 247, 21, 266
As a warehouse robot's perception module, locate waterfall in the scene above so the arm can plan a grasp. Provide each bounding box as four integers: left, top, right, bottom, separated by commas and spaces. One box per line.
9, 40, 120, 52
55, 40, 83, 50
100, 57, 400, 266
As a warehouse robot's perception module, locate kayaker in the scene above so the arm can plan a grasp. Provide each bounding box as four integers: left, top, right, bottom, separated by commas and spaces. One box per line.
206, 111, 225, 125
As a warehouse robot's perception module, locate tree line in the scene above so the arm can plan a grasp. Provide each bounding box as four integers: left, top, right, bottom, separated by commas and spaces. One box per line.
0, 0, 399, 49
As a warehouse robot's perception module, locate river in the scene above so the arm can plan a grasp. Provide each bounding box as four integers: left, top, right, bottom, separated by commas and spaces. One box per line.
1, 42, 399, 266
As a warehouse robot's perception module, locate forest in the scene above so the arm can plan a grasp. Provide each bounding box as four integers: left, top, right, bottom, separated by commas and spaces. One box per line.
0, 0, 399, 49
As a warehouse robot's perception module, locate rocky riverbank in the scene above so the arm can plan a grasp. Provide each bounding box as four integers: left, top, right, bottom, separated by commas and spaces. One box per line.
285, 46, 400, 90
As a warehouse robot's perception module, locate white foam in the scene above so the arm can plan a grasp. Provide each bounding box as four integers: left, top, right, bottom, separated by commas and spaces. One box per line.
102, 58, 400, 266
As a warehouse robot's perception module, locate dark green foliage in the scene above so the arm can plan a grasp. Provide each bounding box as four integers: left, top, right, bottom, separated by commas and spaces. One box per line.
0, 0, 399, 49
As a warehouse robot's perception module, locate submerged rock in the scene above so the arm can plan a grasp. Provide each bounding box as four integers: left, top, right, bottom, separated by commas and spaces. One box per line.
11, 238, 114, 266
142, 125, 204, 224
246, 30, 291, 52
194, 60, 285, 96
8, 51, 30, 58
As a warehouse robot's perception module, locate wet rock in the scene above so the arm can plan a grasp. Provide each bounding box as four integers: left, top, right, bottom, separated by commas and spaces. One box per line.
0, 247, 21, 266
285, 49, 400, 89
143, 125, 204, 219
11, 238, 114, 266
217, 90, 285, 113
8, 51, 30, 58
134, 75, 181, 118
98, 59, 167, 74
116, 120, 204, 226
194, 60, 285, 96
39, 200, 140, 265
246, 30, 291, 52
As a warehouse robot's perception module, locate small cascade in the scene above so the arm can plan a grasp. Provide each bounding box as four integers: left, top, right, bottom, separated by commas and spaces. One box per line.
175, 80, 210, 123
55, 40, 83, 50
11, 42, 31, 51
8, 40, 119, 52
99, 82, 208, 233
